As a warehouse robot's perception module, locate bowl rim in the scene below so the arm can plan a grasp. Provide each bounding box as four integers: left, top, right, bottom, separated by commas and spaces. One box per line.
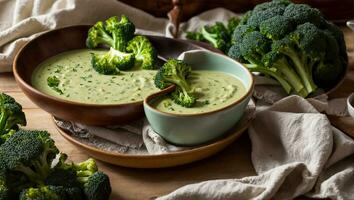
347, 92, 354, 114
12, 25, 207, 108
143, 50, 255, 117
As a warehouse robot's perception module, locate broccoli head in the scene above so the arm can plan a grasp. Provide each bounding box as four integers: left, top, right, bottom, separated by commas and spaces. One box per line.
226, 17, 241, 36
231, 24, 255, 44
86, 21, 114, 49
91, 47, 135, 74
283, 3, 324, 26
259, 16, 294, 40
0, 130, 58, 185
170, 87, 197, 108
0, 93, 26, 144
228, 43, 246, 63
126, 36, 157, 69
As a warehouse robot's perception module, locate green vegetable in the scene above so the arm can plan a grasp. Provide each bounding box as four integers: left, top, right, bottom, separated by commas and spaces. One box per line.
228, 0, 347, 96
0, 93, 26, 144
126, 35, 157, 69
186, 17, 240, 53
154, 59, 196, 107
0, 130, 58, 185
19, 186, 61, 200
54, 154, 110, 200
91, 47, 135, 74
86, 15, 136, 74
47, 76, 63, 94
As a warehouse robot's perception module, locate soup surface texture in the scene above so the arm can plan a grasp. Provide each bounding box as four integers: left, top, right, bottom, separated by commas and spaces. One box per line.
32, 49, 159, 104
152, 71, 246, 114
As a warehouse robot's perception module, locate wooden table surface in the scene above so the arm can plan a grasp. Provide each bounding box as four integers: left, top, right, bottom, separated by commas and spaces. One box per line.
0, 27, 353, 200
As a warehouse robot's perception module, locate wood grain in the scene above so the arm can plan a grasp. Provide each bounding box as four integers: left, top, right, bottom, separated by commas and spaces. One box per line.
0, 26, 353, 199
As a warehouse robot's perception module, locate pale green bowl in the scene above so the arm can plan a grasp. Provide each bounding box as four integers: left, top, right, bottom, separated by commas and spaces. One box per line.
144, 50, 254, 146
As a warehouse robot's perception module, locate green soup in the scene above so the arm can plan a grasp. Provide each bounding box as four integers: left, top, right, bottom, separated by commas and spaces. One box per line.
32, 49, 159, 104
152, 71, 246, 114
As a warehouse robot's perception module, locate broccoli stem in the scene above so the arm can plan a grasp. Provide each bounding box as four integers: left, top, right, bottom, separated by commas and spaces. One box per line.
16, 165, 44, 185
246, 64, 292, 94
272, 58, 308, 97
280, 47, 317, 94
201, 28, 218, 47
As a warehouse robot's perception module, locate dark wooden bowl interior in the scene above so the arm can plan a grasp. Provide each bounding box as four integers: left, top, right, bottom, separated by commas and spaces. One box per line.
13, 25, 211, 125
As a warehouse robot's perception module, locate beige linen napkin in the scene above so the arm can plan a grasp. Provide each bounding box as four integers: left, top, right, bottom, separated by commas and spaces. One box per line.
158, 95, 354, 200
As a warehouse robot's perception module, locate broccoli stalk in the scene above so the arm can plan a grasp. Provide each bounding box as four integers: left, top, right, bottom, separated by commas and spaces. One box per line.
201, 23, 229, 52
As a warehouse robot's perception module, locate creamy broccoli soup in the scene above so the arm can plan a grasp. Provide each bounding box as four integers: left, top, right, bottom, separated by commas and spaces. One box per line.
32, 49, 159, 104
152, 71, 246, 114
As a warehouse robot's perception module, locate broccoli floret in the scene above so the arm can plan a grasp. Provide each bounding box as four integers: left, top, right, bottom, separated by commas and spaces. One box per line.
170, 87, 196, 108
228, 44, 246, 63
0, 93, 26, 144
126, 36, 157, 69
87, 15, 135, 51
231, 24, 255, 44
0, 130, 58, 185
226, 17, 241, 36
154, 59, 196, 107
19, 186, 62, 200
86, 21, 115, 49
91, 47, 135, 74
83, 172, 111, 200
259, 16, 294, 40
47, 76, 63, 95
45, 168, 80, 188
54, 154, 110, 200
247, 6, 285, 28
283, 3, 324, 26
105, 16, 135, 51
239, 11, 252, 25
186, 32, 205, 41
239, 31, 271, 65
201, 22, 229, 52
253, 0, 290, 13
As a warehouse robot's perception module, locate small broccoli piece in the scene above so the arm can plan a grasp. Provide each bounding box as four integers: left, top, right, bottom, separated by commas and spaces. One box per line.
19, 186, 62, 200
126, 36, 157, 69
86, 21, 114, 49
0, 130, 58, 185
0, 93, 26, 144
170, 87, 196, 108
47, 76, 63, 95
283, 3, 324, 26
259, 16, 294, 40
201, 22, 230, 52
83, 172, 111, 200
91, 47, 135, 74
154, 59, 196, 107
54, 154, 110, 200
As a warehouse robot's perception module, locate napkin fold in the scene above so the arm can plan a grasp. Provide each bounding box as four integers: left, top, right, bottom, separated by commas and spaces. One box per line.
158, 96, 354, 200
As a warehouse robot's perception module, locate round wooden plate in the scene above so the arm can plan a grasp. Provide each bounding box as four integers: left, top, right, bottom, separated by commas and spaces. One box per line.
54, 113, 252, 168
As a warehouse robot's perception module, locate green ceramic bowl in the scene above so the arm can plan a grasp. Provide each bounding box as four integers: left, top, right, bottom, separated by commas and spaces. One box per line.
144, 50, 254, 146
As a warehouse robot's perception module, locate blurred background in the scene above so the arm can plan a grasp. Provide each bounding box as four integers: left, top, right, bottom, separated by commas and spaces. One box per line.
120, 0, 354, 22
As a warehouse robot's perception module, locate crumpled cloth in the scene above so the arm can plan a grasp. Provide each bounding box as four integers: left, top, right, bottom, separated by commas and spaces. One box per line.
158, 95, 354, 200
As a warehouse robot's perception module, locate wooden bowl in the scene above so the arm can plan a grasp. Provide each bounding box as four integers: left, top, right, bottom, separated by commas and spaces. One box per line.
13, 25, 215, 126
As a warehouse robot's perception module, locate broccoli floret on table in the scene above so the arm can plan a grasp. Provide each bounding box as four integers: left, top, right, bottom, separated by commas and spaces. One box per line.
0, 93, 26, 144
